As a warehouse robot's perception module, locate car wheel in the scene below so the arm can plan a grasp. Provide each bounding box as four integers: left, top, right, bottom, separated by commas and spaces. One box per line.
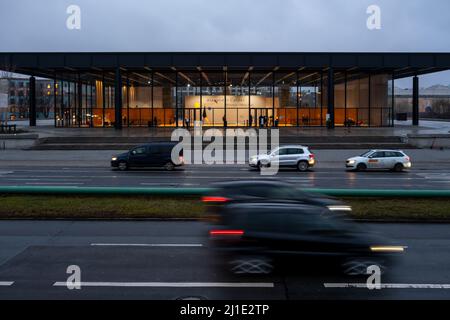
297, 161, 309, 172
164, 162, 175, 171
258, 161, 270, 170
118, 161, 128, 171
393, 163, 404, 172
256, 161, 262, 171
229, 256, 274, 275
356, 163, 367, 172
341, 258, 386, 276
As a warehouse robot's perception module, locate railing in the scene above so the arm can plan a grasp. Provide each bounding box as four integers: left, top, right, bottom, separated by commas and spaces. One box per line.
0, 124, 17, 134
0, 186, 449, 198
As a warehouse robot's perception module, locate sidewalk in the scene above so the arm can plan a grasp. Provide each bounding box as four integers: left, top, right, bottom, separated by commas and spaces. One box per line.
15, 120, 450, 139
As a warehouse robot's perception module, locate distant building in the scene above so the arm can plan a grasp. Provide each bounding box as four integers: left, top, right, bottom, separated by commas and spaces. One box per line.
0, 76, 54, 122
394, 85, 450, 117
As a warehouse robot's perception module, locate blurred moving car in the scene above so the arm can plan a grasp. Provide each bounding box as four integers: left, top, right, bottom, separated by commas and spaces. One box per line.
203, 180, 352, 217
249, 145, 315, 172
204, 181, 405, 275
111, 142, 184, 171
346, 150, 412, 172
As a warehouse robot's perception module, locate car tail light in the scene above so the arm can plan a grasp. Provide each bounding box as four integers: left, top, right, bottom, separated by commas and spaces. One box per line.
309, 154, 315, 159
179, 156, 184, 163
406, 156, 410, 162
209, 229, 244, 236
202, 196, 230, 203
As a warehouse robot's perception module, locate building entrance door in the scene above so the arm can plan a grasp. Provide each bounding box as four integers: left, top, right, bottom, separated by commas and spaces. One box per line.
251, 108, 273, 127
184, 108, 201, 127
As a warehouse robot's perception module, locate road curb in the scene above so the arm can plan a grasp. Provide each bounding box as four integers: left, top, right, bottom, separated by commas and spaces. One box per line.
1, 186, 450, 197
0, 217, 449, 223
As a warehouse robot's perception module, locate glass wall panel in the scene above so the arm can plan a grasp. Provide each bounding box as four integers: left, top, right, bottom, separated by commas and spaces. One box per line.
92, 79, 103, 127
275, 71, 296, 127
199, 71, 225, 127
250, 71, 273, 127
178, 71, 202, 127
299, 72, 321, 126
358, 76, 369, 126
346, 74, 369, 127
346, 76, 359, 126
370, 74, 389, 127
225, 71, 249, 127
387, 77, 394, 127
124, 74, 152, 126
104, 86, 115, 127
334, 72, 346, 126
153, 71, 176, 127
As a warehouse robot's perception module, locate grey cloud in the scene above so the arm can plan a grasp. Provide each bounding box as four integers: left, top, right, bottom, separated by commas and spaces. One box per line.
0, 0, 449, 52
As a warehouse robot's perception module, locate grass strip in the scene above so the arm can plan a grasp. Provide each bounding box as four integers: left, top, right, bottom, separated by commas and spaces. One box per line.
0, 195, 450, 221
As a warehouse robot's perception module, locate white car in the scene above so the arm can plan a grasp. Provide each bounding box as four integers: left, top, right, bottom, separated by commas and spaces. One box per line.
249, 145, 315, 172
346, 150, 412, 172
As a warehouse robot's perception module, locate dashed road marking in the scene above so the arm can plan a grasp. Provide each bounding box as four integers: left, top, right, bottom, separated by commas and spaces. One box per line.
53, 281, 274, 288
324, 283, 450, 289
90, 243, 203, 247
25, 182, 85, 185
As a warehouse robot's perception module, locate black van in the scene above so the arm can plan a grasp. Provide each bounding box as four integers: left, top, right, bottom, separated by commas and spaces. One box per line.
111, 142, 184, 171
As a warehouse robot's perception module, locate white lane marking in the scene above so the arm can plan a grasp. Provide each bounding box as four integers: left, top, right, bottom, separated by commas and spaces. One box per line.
139, 183, 200, 186
90, 243, 203, 247
53, 281, 274, 288
416, 173, 450, 179
25, 182, 85, 185
324, 283, 450, 289
0, 281, 14, 286
8, 178, 89, 181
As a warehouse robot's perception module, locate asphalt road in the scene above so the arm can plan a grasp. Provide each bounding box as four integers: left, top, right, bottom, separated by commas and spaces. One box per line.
1, 165, 450, 189
1, 149, 450, 189
0, 220, 449, 300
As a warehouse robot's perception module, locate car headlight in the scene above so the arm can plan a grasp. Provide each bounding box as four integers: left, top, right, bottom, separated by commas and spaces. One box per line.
370, 245, 406, 253
327, 205, 352, 212
347, 160, 356, 165
112, 157, 117, 161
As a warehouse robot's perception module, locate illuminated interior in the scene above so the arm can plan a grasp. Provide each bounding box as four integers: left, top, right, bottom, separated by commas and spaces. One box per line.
53, 70, 393, 128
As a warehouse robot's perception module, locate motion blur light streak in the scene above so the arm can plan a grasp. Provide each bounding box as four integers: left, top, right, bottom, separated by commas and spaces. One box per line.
209, 230, 244, 236
327, 205, 352, 211
202, 196, 230, 203
370, 246, 406, 252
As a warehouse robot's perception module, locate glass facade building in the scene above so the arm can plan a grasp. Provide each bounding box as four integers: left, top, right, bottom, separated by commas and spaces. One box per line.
51, 70, 394, 128
2, 52, 448, 129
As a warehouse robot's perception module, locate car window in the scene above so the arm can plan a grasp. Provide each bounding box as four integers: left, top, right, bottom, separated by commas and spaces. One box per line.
360, 151, 373, 157
149, 146, 163, 154
287, 148, 304, 155
242, 212, 284, 233
222, 185, 269, 198
385, 151, 401, 157
131, 147, 147, 155
370, 151, 385, 158
278, 148, 288, 156
284, 213, 348, 234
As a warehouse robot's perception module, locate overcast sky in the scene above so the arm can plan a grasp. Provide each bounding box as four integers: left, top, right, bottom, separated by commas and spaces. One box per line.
1, 0, 449, 85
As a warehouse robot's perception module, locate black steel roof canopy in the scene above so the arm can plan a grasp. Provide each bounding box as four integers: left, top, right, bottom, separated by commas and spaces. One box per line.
1, 52, 449, 82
